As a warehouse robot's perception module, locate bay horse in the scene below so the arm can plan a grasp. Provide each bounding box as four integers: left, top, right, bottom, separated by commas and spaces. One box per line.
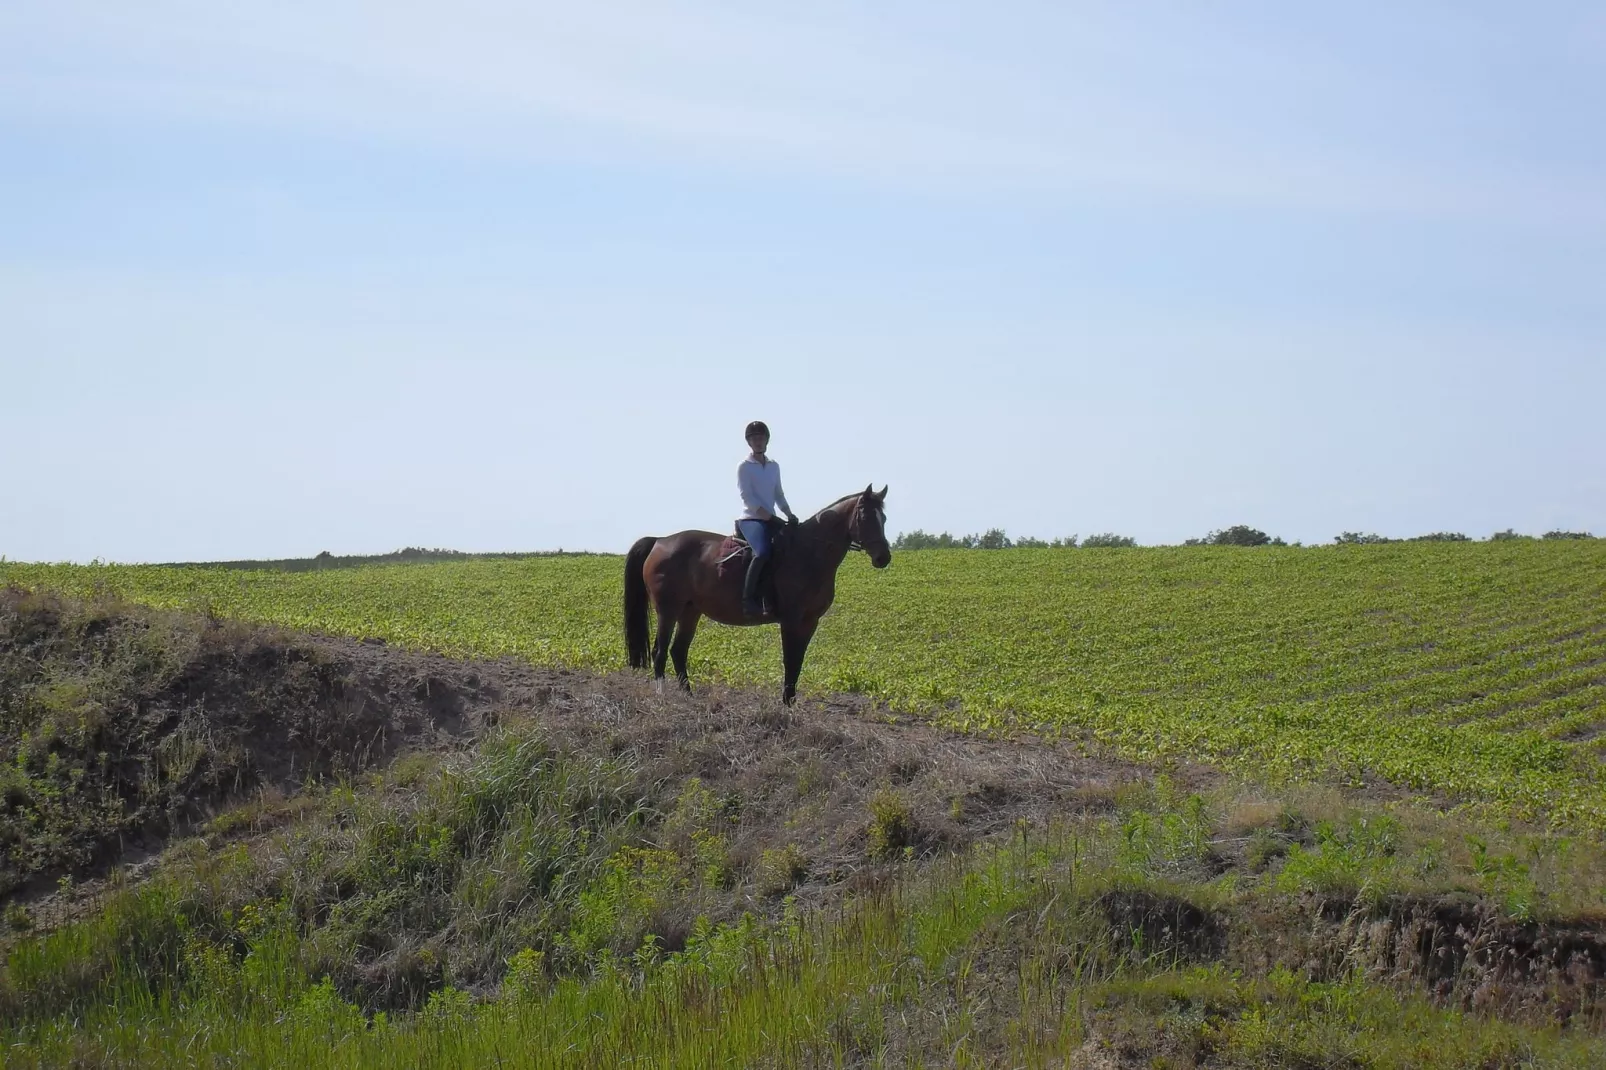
624, 485, 890, 704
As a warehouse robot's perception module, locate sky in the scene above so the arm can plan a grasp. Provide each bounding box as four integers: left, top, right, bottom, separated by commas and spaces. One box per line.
3, 2, 1604, 562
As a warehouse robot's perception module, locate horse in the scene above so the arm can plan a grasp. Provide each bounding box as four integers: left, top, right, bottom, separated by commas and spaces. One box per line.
624, 485, 890, 704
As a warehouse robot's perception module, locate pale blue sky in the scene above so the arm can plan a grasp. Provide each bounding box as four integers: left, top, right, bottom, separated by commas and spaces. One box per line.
3, 3, 1603, 562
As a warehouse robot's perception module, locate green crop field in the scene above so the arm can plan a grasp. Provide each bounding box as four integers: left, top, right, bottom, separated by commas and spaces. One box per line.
4, 540, 1605, 824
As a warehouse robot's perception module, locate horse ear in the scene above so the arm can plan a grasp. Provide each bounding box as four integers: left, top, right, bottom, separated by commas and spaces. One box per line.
878, 485, 888, 501
863, 482, 874, 497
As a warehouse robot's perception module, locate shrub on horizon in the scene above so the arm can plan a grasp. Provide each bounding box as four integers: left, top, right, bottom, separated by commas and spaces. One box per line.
1335, 532, 1395, 545
1081, 533, 1137, 548
891, 530, 968, 550
975, 528, 1011, 550
892, 529, 1083, 550
1191, 525, 1283, 547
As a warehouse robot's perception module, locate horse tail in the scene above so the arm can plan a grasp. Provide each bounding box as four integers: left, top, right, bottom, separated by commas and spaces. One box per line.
624, 536, 657, 669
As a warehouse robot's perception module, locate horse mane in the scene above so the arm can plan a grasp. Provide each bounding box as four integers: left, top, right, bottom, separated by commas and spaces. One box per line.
811, 492, 865, 519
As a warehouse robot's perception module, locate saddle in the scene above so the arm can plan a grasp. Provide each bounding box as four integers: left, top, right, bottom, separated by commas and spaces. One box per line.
717, 520, 788, 575
717, 521, 788, 616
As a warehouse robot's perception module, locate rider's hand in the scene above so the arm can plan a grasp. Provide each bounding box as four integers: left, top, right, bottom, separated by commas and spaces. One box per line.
787, 513, 799, 527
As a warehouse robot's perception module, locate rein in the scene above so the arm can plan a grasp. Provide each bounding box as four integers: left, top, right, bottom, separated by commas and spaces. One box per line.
728, 495, 874, 559
773, 522, 860, 554
804, 501, 867, 555
722, 517, 854, 561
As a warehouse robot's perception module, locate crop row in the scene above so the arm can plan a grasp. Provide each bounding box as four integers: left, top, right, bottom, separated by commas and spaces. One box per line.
4, 540, 1604, 825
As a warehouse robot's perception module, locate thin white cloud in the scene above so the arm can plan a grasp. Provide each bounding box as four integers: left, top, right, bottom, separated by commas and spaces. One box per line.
1, 2, 1601, 226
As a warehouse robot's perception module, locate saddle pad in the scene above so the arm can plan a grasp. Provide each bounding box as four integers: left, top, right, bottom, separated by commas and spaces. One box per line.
716, 536, 750, 579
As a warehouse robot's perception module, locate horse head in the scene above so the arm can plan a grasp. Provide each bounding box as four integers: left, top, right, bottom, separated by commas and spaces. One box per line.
852, 484, 892, 569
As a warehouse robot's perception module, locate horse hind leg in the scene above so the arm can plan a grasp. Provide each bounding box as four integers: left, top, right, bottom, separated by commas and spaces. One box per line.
670, 608, 700, 690
651, 604, 677, 685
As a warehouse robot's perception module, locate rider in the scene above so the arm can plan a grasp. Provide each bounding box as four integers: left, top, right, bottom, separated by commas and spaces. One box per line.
738, 420, 799, 617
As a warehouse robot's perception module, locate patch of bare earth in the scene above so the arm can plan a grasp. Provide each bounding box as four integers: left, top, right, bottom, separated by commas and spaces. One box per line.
307, 633, 1169, 906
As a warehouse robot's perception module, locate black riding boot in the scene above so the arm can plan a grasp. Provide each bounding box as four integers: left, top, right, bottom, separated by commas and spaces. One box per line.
742, 553, 767, 618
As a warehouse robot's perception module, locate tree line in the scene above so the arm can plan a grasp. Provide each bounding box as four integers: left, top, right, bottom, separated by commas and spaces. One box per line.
892, 530, 1136, 550
160, 547, 598, 572
891, 525, 1597, 551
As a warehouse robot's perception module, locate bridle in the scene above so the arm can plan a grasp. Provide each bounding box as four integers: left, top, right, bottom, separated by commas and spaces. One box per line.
802, 494, 884, 555
848, 501, 885, 553
843, 497, 885, 554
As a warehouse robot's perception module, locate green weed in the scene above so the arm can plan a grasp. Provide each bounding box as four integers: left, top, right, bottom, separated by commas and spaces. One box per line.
756, 844, 808, 896
867, 788, 915, 860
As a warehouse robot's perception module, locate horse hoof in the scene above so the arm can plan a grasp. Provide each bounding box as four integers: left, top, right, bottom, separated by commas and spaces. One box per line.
654, 678, 665, 696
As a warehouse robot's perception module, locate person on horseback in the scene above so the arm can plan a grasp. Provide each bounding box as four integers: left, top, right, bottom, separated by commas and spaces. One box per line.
737, 420, 799, 617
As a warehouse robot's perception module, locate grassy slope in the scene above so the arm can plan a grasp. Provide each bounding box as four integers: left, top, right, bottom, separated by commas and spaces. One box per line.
12, 888, 1606, 1070
9, 764, 1606, 1068
7, 542, 1604, 823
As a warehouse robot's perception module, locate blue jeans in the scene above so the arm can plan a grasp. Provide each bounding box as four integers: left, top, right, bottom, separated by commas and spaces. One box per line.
738, 519, 772, 559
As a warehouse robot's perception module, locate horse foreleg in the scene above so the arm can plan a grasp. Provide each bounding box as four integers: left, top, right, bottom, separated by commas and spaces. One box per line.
670, 609, 700, 690
780, 618, 819, 706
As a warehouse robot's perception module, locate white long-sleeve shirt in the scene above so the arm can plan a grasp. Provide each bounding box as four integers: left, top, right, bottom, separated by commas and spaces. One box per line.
738, 455, 791, 520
